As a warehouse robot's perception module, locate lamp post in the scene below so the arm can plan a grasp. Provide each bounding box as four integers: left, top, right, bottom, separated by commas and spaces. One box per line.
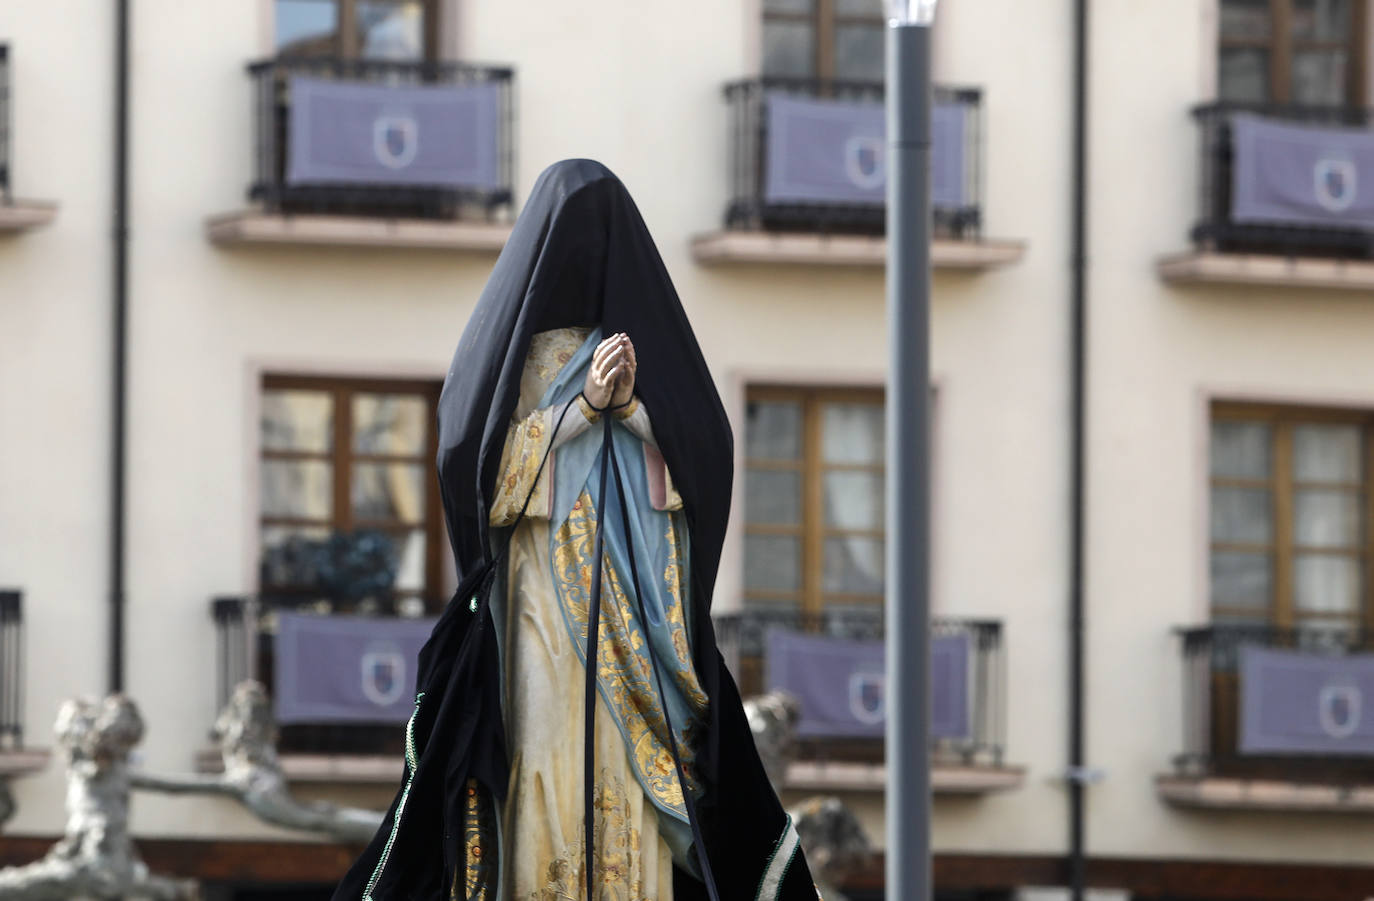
885, 2, 936, 901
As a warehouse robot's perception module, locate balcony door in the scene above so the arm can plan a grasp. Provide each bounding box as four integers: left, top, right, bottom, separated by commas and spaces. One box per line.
1219, 0, 1369, 105
259, 374, 446, 615
1207, 402, 1374, 778
740, 387, 885, 694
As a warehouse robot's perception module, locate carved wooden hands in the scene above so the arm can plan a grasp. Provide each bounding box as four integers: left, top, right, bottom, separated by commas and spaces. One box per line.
583, 332, 636, 410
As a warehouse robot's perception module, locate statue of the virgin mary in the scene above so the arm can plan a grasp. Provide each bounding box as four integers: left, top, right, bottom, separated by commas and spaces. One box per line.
332, 160, 818, 901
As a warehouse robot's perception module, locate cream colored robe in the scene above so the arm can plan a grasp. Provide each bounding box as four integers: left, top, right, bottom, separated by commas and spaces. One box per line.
473, 327, 697, 901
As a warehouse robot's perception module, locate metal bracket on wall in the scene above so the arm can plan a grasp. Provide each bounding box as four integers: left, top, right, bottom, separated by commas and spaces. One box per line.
1064, 766, 1106, 785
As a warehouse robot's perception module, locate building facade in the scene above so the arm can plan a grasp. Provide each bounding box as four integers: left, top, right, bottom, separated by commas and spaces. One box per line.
2, 0, 1374, 898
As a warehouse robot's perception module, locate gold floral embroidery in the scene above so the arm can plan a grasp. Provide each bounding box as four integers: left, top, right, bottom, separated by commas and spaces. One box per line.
489, 409, 554, 526
525, 770, 652, 901
521, 328, 593, 409
552, 494, 708, 817
453, 779, 497, 901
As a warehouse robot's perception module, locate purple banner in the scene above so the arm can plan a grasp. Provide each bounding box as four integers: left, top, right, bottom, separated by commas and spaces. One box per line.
286, 76, 501, 189
1232, 114, 1374, 229
764, 629, 970, 740
274, 613, 436, 725
1240, 645, 1374, 756
764, 93, 967, 209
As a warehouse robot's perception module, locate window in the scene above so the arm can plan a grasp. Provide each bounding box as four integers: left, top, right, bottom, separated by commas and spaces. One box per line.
1218, 0, 1369, 105
744, 388, 885, 617
259, 375, 445, 614
274, 0, 438, 60
1210, 403, 1374, 629
762, 0, 886, 81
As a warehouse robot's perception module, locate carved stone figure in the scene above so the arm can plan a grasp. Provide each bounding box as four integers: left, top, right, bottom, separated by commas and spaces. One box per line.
744, 690, 801, 787
0, 696, 197, 901
130, 681, 383, 843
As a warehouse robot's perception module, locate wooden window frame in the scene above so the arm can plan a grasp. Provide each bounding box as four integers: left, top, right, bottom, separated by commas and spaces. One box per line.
745, 386, 885, 618
1211, 401, 1374, 630
260, 374, 445, 610
762, 0, 885, 81
276, 0, 441, 61
1219, 0, 1369, 105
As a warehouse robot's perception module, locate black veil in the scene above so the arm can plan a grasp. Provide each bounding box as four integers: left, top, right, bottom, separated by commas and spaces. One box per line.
336, 160, 816, 901
437, 158, 733, 618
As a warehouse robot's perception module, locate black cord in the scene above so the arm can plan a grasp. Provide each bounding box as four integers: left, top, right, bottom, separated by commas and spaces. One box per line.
578, 391, 635, 414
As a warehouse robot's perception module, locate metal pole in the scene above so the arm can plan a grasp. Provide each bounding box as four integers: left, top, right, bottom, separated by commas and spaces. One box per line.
110, 0, 131, 694
1067, 0, 1090, 896
886, 20, 932, 901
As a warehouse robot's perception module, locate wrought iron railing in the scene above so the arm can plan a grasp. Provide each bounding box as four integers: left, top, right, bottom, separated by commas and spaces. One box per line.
1190, 102, 1374, 259
1, 44, 11, 204
721, 77, 983, 237
246, 56, 515, 219
212, 595, 413, 755
0, 591, 23, 749
1175, 623, 1374, 781
713, 608, 1005, 766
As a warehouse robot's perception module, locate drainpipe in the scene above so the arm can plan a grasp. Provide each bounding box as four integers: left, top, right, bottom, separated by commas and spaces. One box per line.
110, 0, 130, 694
1067, 0, 1090, 897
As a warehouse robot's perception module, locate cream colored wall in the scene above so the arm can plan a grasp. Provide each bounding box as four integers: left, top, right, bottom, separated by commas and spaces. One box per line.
4, 0, 1374, 874
1084, 0, 1374, 866
0, 2, 117, 836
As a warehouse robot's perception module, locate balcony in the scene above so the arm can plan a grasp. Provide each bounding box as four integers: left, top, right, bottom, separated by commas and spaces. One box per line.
691, 77, 1023, 270
1159, 624, 1374, 812
1158, 102, 1374, 291
0, 45, 58, 234
714, 608, 1022, 795
0, 591, 48, 786
207, 56, 516, 252
205, 594, 425, 781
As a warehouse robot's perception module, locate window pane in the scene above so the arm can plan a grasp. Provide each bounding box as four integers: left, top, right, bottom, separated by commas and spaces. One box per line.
745, 469, 803, 525
835, 24, 884, 81
1292, 49, 1349, 105
353, 394, 428, 456
1292, 0, 1351, 40
1295, 555, 1362, 616
1220, 0, 1273, 39
352, 462, 426, 522
823, 537, 884, 595
1211, 420, 1271, 479
764, 0, 816, 13
763, 20, 816, 78
260, 525, 331, 588
1294, 489, 1362, 548
1210, 550, 1273, 611
822, 402, 884, 464
1211, 486, 1274, 544
276, 0, 339, 56
1293, 423, 1362, 482
745, 534, 802, 592
823, 471, 883, 530
746, 401, 803, 460
836, 0, 883, 15
262, 390, 333, 453
262, 460, 333, 518
1219, 47, 1271, 102
392, 529, 426, 591
358, 0, 425, 61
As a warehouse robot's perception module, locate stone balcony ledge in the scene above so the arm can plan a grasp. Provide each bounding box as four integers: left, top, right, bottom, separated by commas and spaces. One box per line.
1157, 773, 1374, 813
786, 759, 1025, 795
206, 209, 513, 253
0, 201, 58, 234
691, 229, 1025, 270
0, 749, 51, 779
1158, 250, 1374, 291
